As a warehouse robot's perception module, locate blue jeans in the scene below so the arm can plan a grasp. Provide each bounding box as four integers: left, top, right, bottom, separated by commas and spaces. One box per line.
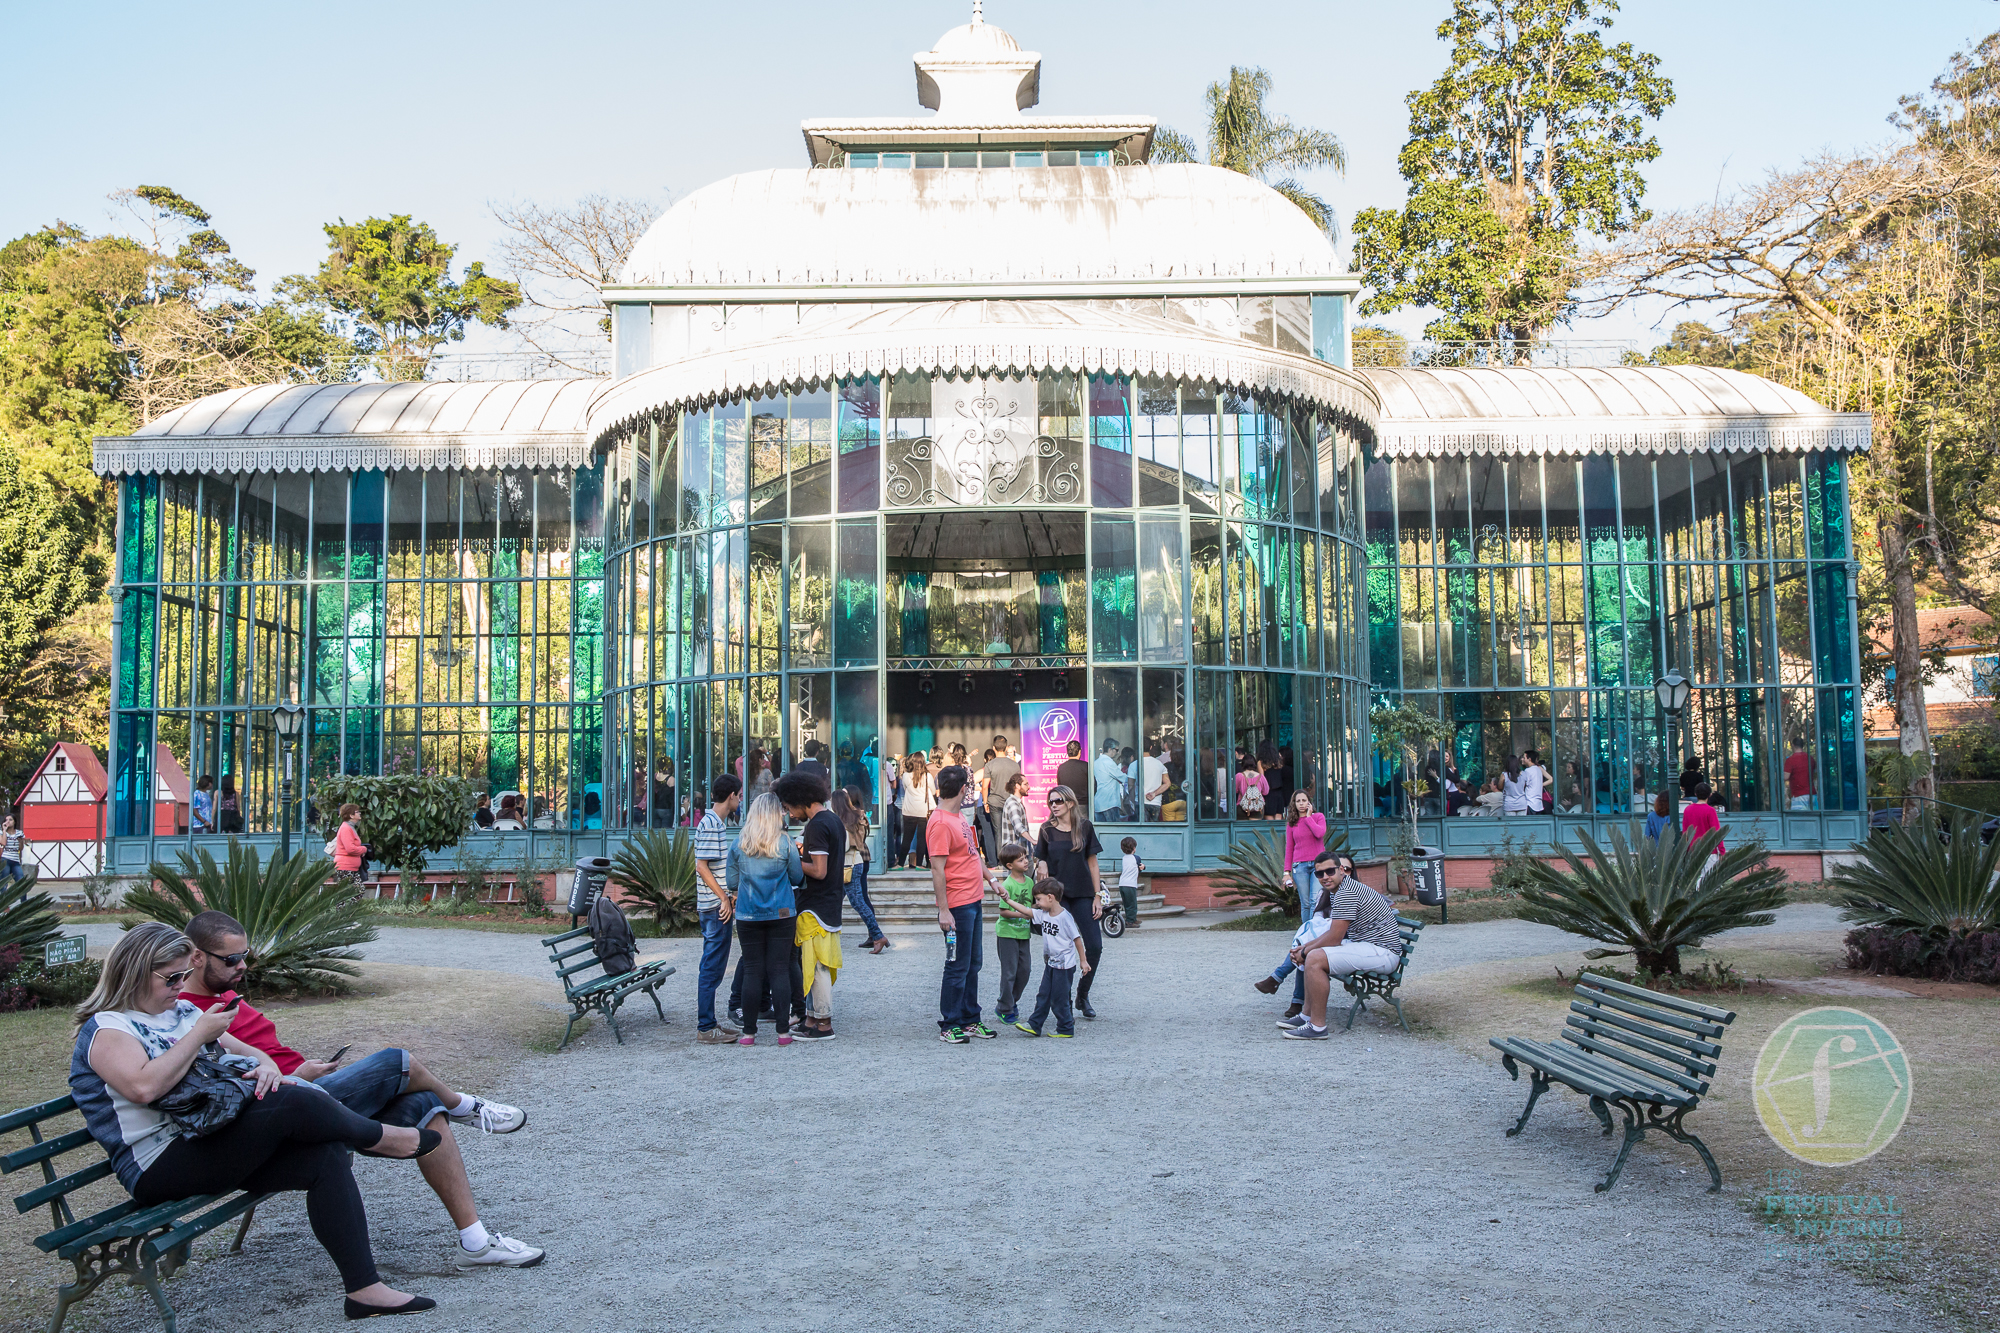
697, 906, 734, 1030
0, 859, 23, 880
938, 902, 984, 1030
311, 1047, 445, 1128
1028, 964, 1076, 1035
1269, 862, 1317, 999
845, 863, 885, 943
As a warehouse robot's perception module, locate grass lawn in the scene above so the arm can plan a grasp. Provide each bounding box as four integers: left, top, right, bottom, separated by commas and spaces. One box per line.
0, 962, 562, 1333
1401, 933, 2000, 1332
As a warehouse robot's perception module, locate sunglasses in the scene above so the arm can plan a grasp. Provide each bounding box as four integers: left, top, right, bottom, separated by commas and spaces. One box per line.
158, 967, 195, 988
1048, 797, 1071, 806
214, 950, 250, 967
1315, 866, 1346, 879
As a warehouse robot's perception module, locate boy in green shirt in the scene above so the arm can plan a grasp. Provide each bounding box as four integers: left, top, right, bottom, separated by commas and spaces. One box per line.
991, 842, 1037, 1025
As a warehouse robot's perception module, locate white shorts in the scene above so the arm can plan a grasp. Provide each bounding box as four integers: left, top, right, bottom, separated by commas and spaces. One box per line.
1311, 940, 1401, 978
1790, 795, 1813, 811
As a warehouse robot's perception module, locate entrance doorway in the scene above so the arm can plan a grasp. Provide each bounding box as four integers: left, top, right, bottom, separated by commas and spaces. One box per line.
884, 668, 1086, 763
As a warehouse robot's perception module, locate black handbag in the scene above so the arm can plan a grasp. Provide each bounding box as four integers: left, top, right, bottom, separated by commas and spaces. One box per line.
151, 1049, 258, 1138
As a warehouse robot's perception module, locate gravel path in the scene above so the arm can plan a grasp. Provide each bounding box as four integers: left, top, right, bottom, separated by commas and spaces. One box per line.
56, 905, 1926, 1333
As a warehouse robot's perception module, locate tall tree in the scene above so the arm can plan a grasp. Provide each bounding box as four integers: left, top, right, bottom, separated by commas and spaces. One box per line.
1352, 0, 1673, 347
1587, 100, 2000, 808
279, 216, 521, 380
1152, 67, 1345, 236
490, 194, 663, 370
115, 187, 355, 422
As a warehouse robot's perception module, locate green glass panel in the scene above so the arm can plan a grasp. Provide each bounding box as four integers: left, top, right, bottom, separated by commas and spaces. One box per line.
1091, 515, 1137, 661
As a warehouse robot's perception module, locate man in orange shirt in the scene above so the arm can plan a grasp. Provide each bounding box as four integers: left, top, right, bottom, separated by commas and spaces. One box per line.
929, 764, 995, 1044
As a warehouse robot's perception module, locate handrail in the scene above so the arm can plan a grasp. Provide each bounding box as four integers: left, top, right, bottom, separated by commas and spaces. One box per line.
1865, 793, 1999, 824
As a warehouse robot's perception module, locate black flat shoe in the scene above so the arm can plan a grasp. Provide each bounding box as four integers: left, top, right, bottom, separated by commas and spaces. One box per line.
344, 1295, 436, 1320
1079, 1003, 1097, 1020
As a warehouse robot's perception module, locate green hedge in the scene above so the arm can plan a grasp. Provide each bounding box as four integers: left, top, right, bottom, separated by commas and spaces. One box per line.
1937, 782, 2000, 818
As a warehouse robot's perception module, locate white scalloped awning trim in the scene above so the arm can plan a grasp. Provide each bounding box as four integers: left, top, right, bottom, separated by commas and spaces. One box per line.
585, 334, 1379, 450
92, 433, 592, 476
1375, 420, 1873, 458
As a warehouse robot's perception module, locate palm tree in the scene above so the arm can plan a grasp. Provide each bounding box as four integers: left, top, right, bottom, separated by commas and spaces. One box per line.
1153, 67, 1346, 237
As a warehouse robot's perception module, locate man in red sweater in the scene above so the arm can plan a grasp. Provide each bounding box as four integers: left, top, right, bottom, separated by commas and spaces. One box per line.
181, 910, 544, 1270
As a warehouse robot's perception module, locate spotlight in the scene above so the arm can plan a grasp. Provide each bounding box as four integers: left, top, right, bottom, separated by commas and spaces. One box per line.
958, 673, 976, 696
918, 673, 934, 697
1009, 673, 1026, 698
1051, 671, 1068, 694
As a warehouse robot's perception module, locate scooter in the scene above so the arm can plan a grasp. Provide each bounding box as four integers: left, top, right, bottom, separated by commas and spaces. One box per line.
1099, 885, 1127, 938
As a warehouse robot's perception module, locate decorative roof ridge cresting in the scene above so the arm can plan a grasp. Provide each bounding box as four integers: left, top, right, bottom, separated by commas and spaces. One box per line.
92, 432, 592, 477
583, 334, 1381, 453
1372, 421, 1873, 458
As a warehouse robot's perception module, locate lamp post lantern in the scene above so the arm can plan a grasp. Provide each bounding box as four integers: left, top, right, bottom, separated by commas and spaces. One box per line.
272, 702, 306, 860
1654, 671, 1691, 837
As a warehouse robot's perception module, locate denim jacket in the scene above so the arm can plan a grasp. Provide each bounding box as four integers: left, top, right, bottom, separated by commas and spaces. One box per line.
726, 841, 803, 921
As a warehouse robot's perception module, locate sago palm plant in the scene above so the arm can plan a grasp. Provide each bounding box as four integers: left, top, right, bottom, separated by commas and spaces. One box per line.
1830, 811, 2000, 938
0, 869, 59, 954
610, 827, 700, 934
129, 843, 376, 993
1516, 825, 1787, 975
1211, 827, 1346, 916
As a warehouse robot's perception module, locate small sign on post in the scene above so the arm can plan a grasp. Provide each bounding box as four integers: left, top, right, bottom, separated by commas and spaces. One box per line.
44, 935, 87, 967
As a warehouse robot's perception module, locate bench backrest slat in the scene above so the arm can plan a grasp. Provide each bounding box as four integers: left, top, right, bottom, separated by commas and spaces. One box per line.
0, 1127, 94, 1176
1564, 1014, 1718, 1078
0, 1095, 78, 1136
1574, 986, 1728, 1038
14, 1159, 113, 1215
1561, 1029, 1711, 1095
1578, 972, 1736, 1024
1567, 1003, 1722, 1059
540, 927, 591, 948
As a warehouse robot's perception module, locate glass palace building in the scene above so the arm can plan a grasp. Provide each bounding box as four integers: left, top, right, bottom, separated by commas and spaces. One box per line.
91, 13, 1873, 876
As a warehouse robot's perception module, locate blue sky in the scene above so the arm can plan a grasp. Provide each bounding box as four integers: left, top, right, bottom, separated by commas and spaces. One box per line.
5, 0, 1997, 347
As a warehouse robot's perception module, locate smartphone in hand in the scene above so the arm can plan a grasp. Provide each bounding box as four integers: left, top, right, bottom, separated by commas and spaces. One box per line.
322, 1044, 352, 1066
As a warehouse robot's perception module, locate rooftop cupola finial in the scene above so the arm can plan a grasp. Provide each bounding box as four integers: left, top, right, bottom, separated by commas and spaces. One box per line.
916, 5, 1039, 117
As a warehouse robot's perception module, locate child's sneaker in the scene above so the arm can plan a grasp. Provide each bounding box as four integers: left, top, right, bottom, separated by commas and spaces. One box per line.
939, 1026, 969, 1044
1012, 1022, 1039, 1037
967, 1023, 998, 1039
1051, 1031, 1074, 1039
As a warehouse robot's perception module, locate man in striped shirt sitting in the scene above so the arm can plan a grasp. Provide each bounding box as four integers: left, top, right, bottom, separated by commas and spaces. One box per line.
1280, 854, 1405, 1040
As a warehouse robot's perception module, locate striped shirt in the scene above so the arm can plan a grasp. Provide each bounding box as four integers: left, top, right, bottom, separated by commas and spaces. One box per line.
692, 810, 729, 912
1326, 880, 1404, 955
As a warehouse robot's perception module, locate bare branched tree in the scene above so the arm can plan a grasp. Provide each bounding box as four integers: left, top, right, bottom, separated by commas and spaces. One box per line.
1586, 141, 2000, 807
489, 194, 665, 369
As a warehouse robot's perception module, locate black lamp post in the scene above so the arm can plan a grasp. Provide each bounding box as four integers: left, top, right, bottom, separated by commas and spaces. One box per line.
273, 702, 306, 860
1654, 670, 1691, 837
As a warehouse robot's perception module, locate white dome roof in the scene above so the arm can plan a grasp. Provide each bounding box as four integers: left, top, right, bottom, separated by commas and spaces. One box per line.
620, 164, 1341, 288
931, 18, 1020, 57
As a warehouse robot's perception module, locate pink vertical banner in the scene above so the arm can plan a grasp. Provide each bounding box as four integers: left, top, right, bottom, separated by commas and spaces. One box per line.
1017, 699, 1087, 827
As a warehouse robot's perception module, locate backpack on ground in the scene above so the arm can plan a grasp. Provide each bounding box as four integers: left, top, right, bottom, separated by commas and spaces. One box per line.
588, 891, 638, 976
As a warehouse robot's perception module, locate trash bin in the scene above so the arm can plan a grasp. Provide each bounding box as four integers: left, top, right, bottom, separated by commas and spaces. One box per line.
1410, 846, 1447, 907
567, 856, 613, 922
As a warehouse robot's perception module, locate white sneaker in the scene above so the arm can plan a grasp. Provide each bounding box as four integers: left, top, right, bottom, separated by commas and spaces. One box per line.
455, 1234, 545, 1269
452, 1097, 527, 1134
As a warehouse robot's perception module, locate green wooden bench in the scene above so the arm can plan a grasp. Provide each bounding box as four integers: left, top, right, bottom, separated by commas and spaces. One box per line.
3, 1094, 267, 1333
542, 926, 675, 1050
1336, 914, 1425, 1031
1489, 972, 1737, 1193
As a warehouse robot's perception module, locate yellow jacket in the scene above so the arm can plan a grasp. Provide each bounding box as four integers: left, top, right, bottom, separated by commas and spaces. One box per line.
795, 910, 843, 986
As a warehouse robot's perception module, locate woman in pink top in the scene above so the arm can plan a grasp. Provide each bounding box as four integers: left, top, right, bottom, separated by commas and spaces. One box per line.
332, 803, 368, 884
1234, 758, 1270, 819
1252, 792, 1329, 1017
